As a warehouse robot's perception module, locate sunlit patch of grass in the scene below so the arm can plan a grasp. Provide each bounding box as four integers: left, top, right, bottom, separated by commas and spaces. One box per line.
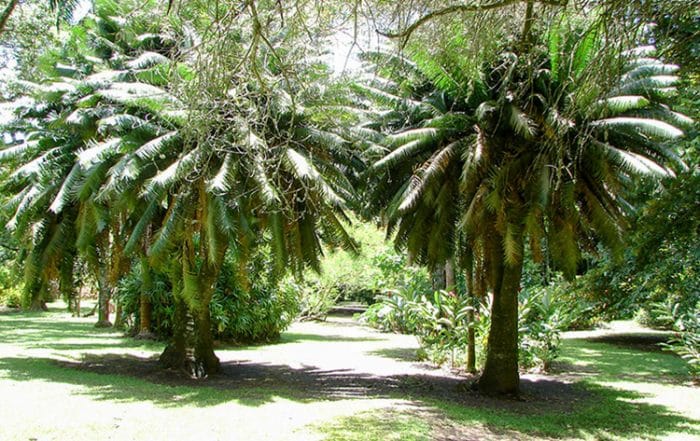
315, 410, 431, 441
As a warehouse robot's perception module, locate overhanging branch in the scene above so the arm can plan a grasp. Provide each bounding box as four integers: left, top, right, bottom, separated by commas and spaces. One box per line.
377, 0, 568, 47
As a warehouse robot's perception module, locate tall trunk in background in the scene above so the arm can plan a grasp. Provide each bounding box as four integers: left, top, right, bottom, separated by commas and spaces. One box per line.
478, 232, 524, 395
432, 266, 446, 291
464, 262, 477, 374
95, 258, 112, 328
445, 258, 455, 291
137, 255, 154, 338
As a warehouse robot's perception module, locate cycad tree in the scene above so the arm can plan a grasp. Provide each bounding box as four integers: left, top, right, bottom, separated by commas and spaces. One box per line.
363, 19, 690, 394
2, 0, 361, 376
0, 0, 186, 321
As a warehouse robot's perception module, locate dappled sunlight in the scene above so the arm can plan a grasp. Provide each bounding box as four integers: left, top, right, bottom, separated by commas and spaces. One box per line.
1, 308, 698, 440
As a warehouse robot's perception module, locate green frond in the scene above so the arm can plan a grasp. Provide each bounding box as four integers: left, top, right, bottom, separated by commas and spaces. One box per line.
613, 76, 679, 96
48, 163, 82, 214
284, 148, 344, 207
636, 107, 694, 130
204, 194, 228, 267
98, 82, 182, 115
351, 83, 422, 110
508, 105, 536, 139
592, 117, 683, 139
250, 154, 280, 208
590, 96, 650, 116
148, 197, 187, 263
126, 52, 170, 70
387, 128, 439, 147
124, 197, 162, 255
503, 223, 522, 267
373, 135, 438, 171
269, 210, 287, 276
593, 141, 673, 177
11, 148, 59, 179
398, 141, 457, 214
7, 186, 41, 231
78, 138, 121, 168
622, 63, 679, 81
65, 109, 94, 127
321, 210, 360, 255
97, 114, 154, 136
134, 131, 181, 160
83, 70, 130, 88
208, 153, 233, 193
146, 148, 200, 193
0, 140, 39, 161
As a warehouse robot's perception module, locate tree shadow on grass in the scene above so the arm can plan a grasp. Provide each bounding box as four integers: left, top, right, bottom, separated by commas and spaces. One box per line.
0, 354, 697, 440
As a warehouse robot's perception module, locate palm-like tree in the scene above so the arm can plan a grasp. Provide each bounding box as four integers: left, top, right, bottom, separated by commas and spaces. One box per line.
2, 0, 361, 376
0, 1, 184, 320
362, 24, 690, 394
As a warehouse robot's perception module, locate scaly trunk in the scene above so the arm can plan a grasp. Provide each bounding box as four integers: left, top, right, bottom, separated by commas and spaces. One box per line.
478, 233, 524, 396
445, 258, 456, 291
95, 261, 112, 328
137, 256, 154, 338
160, 263, 188, 370
432, 266, 446, 291
113, 301, 124, 329
193, 294, 219, 376
29, 293, 47, 311
160, 294, 189, 371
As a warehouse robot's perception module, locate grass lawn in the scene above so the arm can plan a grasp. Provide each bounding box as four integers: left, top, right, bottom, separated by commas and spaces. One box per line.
0, 304, 698, 440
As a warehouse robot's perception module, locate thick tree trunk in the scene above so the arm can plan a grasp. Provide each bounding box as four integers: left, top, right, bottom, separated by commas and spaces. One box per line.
95, 262, 112, 328
159, 294, 189, 371
113, 301, 124, 329
137, 257, 154, 339
26, 279, 47, 311
29, 295, 48, 311
478, 235, 524, 396
193, 299, 220, 376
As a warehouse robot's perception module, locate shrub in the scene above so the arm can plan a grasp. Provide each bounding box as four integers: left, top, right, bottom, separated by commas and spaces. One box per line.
518, 285, 575, 371
114, 250, 300, 343
0, 265, 22, 308
657, 301, 700, 382
0, 285, 22, 308
362, 281, 573, 372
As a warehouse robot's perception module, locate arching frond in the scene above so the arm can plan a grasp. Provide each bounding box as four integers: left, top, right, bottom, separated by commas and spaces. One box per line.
126, 52, 170, 70
592, 117, 683, 139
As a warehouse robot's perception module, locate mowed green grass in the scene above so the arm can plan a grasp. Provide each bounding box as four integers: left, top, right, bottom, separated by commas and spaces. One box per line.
0, 304, 698, 441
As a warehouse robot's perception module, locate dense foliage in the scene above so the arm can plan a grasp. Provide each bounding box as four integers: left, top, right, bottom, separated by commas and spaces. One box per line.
0, 0, 696, 394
